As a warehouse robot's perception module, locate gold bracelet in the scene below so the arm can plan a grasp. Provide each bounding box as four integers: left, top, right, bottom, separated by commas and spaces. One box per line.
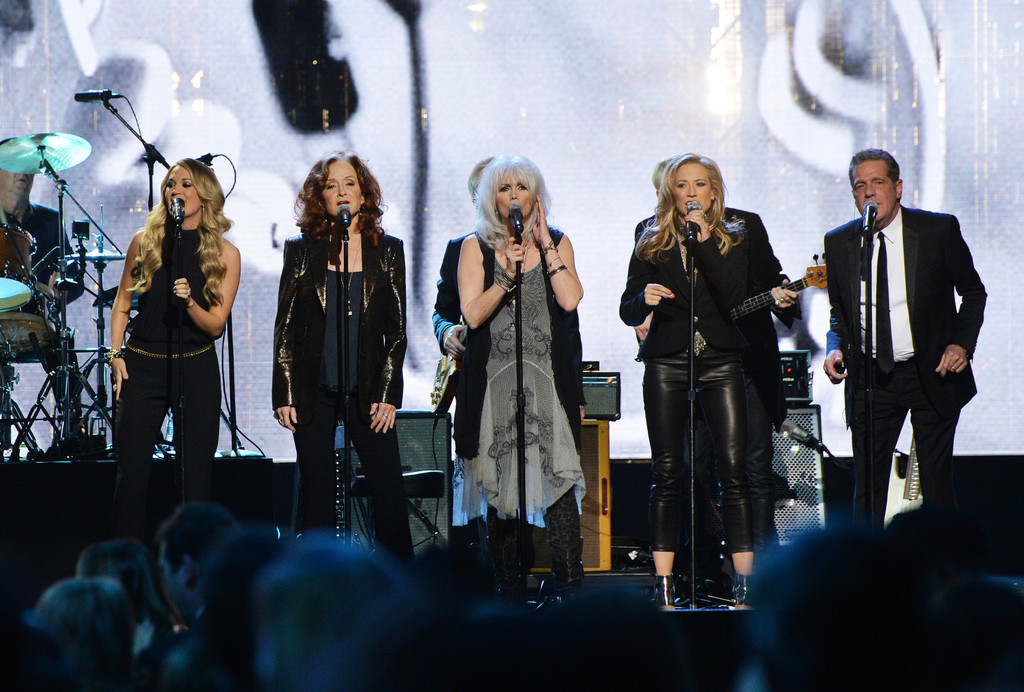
105, 348, 124, 365
542, 240, 557, 254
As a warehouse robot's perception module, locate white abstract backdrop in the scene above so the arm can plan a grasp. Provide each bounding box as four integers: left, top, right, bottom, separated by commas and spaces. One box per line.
0, 0, 1017, 460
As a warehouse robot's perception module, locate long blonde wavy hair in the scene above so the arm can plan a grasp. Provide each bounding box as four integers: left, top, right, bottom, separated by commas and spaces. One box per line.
636, 153, 742, 263
131, 159, 232, 305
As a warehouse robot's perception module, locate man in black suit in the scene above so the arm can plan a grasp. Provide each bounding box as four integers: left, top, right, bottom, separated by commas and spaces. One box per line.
823, 149, 986, 527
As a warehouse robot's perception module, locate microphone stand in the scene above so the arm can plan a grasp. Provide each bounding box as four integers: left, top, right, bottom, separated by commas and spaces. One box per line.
174, 216, 188, 504
682, 217, 699, 610
512, 224, 529, 599
336, 216, 353, 540
96, 96, 170, 208
859, 209, 878, 527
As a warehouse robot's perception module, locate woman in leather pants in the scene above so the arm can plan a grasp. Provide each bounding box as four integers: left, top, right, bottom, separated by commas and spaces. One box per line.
619, 153, 796, 608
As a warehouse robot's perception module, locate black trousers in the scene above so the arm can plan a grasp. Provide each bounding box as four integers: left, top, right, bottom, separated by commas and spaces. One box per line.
292, 388, 413, 559
112, 347, 221, 539
850, 359, 959, 528
690, 375, 777, 554
644, 348, 752, 554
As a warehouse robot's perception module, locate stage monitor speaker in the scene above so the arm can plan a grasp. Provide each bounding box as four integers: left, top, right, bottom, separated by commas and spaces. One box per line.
773, 406, 825, 542
532, 419, 611, 572
343, 410, 451, 555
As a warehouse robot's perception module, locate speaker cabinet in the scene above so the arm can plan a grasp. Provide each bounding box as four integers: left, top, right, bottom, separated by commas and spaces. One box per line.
343, 410, 452, 555
532, 420, 611, 571
773, 406, 825, 542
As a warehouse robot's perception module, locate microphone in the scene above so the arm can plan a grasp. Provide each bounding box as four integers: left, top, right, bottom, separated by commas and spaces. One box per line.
780, 419, 835, 458
862, 200, 878, 235
169, 197, 186, 225
338, 204, 352, 229
509, 203, 525, 242
685, 201, 702, 243
74, 89, 122, 103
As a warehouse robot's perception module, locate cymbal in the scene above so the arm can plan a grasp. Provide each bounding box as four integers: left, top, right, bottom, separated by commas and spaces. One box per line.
0, 133, 91, 174
84, 250, 126, 262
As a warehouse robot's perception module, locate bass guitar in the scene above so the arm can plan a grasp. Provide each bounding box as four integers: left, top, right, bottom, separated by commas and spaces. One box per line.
729, 265, 828, 321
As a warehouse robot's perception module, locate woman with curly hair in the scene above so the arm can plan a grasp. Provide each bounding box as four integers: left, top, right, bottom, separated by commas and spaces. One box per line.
109, 159, 241, 539
273, 151, 412, 558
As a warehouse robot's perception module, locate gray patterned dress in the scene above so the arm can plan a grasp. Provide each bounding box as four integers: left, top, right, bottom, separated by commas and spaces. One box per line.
452, 260, 585, 527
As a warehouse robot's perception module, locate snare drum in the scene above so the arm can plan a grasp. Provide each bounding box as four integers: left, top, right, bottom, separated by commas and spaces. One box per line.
0, 277, 31, 312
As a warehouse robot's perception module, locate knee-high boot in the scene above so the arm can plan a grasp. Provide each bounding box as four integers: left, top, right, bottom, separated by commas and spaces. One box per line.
486, 509, 522, 597
544, 489, 584, 598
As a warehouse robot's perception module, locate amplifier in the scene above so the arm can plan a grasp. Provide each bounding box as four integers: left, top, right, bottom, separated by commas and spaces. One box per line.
780, 350, 812, 404
582, 372, 621, 420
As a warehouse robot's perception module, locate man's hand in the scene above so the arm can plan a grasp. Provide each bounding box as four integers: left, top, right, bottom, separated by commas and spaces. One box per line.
936, 344, 969, 377
824, 349, 846, 384
444, 324, 466, 358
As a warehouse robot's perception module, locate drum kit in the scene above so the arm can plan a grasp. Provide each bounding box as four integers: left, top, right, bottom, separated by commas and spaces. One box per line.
0, 132, 124, 461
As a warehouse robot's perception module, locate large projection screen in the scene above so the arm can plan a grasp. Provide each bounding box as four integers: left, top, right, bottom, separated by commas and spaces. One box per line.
1, 0, 1016, 461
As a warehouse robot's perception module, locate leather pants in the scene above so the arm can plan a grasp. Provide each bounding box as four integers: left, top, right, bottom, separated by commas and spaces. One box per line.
644, 347, 752, 554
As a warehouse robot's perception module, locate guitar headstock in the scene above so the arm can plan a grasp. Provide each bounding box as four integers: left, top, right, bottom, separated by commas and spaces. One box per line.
803, 265, 828, 289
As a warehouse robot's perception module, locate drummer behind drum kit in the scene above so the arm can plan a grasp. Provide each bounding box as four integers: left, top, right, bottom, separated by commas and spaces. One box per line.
0, 133, 124, 462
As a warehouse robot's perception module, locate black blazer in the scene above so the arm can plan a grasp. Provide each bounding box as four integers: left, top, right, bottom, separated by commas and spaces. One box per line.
728, 209, 800, 427
620, 225, 748, 358
431, 235, 469, 353
824, 206, 986, 418
273, 233, 407, 425
631, 209, 798, 426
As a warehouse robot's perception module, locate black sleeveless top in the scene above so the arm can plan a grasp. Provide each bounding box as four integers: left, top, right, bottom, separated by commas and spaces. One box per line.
129, 228, 215, 353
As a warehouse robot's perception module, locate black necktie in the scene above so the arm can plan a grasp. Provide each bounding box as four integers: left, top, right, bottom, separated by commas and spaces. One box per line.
875, 232, 894, 373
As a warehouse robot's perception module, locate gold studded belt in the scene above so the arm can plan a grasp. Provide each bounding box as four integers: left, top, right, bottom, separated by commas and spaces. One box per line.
126, 343, 213, 359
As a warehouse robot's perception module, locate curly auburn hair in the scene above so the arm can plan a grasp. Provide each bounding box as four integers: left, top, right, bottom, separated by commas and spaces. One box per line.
295, 151, 385, 247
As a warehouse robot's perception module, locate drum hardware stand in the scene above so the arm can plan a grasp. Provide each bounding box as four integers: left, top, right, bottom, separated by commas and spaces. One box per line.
35, 162, 120, 460
11, 334, 113, 461
0, 351, 42, 461
71, 228, 118, 458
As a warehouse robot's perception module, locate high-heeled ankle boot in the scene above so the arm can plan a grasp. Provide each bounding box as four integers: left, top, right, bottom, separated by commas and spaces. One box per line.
654, 575, 675, 610
732, 573, 750, 608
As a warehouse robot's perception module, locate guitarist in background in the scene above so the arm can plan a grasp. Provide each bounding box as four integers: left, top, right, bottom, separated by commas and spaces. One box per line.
432, 158, 493, 369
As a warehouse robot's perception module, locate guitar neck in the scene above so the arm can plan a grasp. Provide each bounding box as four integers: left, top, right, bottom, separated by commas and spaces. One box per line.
730, 276, 810, 320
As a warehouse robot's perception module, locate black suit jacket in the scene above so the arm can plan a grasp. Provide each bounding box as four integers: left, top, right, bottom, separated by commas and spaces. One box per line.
432, 235, 468, 353
824, 206, 986, 418
621, 221, 748, 358
629, 210, 797, 425
728, 209, 799, 427
273, 233, 406, 425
